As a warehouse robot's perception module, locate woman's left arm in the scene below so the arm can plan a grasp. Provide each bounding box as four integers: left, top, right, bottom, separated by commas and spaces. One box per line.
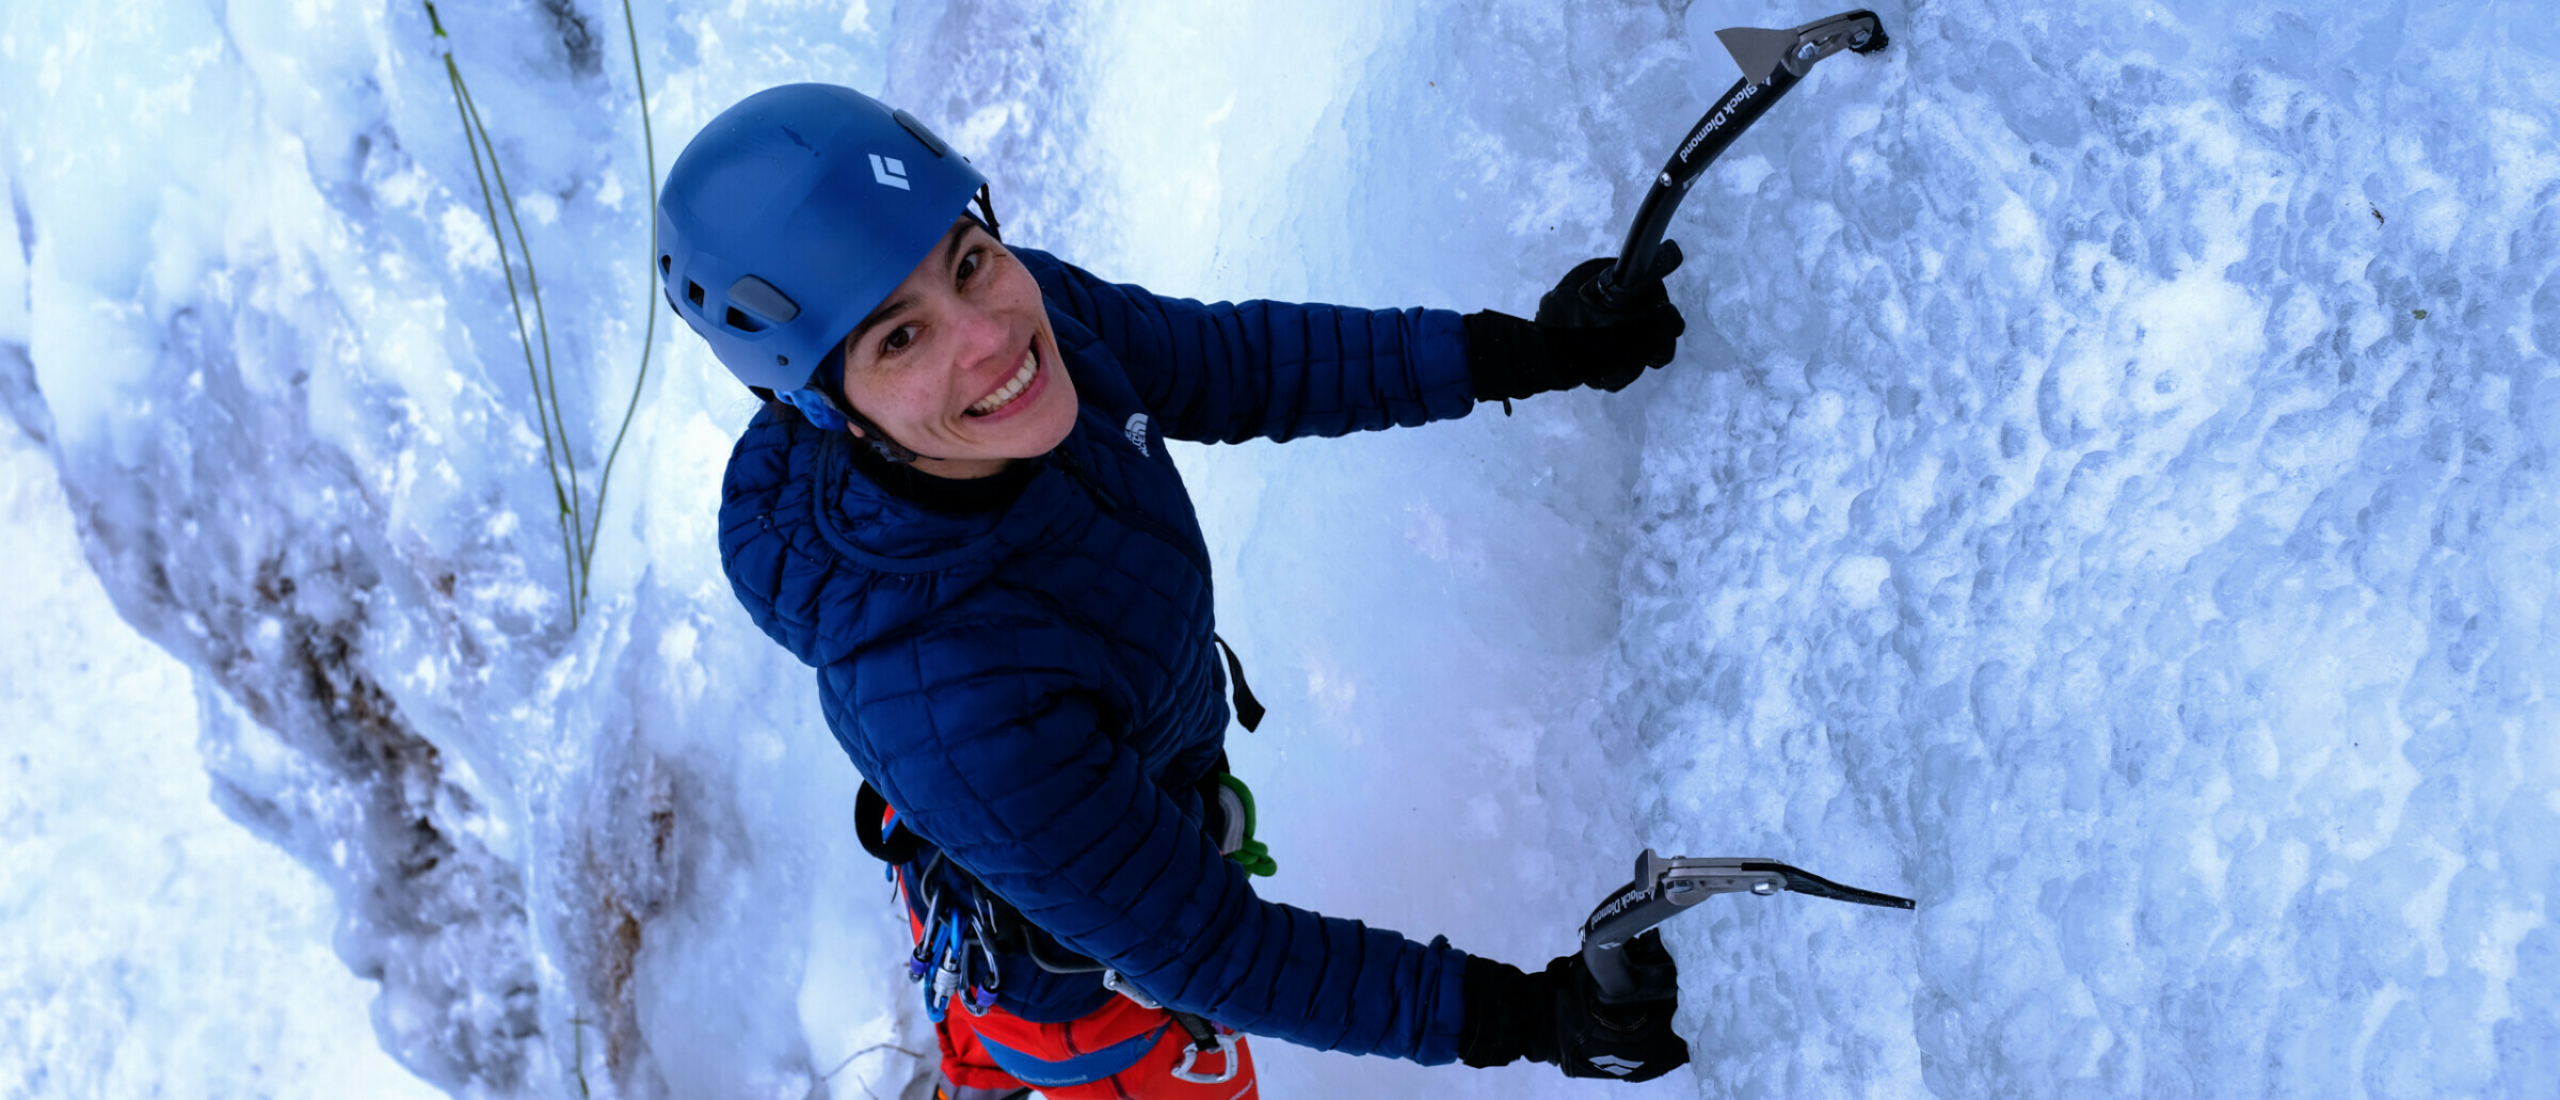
1015, 246, 1687, 444
1016, 248, 1478, 444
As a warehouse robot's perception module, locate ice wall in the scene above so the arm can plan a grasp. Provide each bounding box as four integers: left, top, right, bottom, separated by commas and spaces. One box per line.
0, 0, 886, 1095
4, 1, 2556, 1099
1585, 3, 2560, 1098
0, 373, 447, 1100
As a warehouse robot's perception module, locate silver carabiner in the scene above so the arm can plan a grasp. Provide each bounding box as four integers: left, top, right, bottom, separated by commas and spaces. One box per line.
1170, 1031, 1241, 1086
971, 926, 1002, 992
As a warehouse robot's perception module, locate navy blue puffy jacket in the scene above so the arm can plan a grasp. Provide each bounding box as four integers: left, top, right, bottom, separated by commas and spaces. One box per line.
719, 248, 1483, 1063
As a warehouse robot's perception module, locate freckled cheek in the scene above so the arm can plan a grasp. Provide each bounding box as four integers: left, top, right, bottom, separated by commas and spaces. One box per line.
908, 381, 957, 428
848, 373, 943, 432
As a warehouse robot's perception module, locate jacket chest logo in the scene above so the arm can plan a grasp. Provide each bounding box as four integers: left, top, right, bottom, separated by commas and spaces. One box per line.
1124, 413, 1150, 456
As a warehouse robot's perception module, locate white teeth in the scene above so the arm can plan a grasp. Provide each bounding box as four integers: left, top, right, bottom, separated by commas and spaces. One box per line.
968, 349, 1039, 416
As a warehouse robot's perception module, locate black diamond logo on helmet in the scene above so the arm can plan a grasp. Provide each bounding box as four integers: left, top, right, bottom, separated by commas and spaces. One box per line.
869, 153, 910, 190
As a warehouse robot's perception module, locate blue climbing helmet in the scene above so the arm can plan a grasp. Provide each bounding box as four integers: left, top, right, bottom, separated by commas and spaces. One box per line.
656, 83, 991, 410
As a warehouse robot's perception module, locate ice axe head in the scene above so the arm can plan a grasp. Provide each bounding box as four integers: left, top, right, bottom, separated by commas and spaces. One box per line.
1716, 10, 1889, 85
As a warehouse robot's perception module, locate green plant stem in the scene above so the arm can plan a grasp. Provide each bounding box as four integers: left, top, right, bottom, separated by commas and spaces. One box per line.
440, 50, 581, 626
429, 0, 663, 630
456, 73, 587, 581
584, 0, 660, 596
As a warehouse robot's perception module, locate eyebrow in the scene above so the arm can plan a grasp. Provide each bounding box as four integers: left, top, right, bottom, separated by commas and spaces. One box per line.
841, 222, 978, 358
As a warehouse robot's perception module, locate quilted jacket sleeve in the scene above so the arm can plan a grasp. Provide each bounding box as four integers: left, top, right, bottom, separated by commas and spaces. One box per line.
1017, 248, 1478, 444
830, 624, 1471, 1065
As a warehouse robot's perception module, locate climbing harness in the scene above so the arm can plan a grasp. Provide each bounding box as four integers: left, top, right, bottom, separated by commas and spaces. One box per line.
876, 783, 1266, 1032
853, 632, 1269, 1077
865, 754, 1264, 1072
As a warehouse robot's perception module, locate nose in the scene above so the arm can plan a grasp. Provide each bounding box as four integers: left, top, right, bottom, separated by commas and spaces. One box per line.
945, 295, 1014, 379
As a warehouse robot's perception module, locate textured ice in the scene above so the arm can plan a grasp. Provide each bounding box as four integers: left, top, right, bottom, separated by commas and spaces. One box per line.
0, 391, 441, 1098
4, 1, 2557, 1098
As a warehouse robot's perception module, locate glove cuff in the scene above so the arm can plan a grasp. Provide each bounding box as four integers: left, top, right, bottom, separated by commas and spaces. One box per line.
1457, 955, 1560, 1068
1461, 309, 1555, 404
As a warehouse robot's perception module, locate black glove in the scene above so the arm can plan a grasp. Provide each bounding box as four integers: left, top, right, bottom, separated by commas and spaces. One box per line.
1457, 932, 1691, 1082
1465, 243, 1687, 403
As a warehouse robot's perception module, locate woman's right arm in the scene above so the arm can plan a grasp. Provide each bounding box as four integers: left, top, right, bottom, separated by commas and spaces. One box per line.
832, 621, 1473, 1064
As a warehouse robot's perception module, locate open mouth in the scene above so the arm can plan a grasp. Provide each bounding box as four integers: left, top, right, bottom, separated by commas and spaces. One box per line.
964, 344, 1041, 418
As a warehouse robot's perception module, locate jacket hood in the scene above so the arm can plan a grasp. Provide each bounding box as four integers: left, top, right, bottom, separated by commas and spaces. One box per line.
717, 403, 1081, 669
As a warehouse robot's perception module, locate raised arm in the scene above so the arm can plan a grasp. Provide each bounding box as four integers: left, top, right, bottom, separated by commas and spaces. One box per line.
1014, 248, 1477, 444
1015, 246, 1691, 444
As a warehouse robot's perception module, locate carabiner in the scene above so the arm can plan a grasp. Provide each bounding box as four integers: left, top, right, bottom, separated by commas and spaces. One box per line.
1169, 1031, 1241, 1085
924, 912, 966, 1022
910, 875, 946, 971
934, 913, 966, 993
970, 911, 1003, 994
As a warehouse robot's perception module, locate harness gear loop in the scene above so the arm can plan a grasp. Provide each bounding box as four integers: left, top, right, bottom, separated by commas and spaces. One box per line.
1101, 969, 1159, 1010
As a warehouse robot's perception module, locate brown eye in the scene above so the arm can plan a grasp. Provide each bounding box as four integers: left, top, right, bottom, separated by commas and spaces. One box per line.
956, 250, 981, 285
882, 325, 915, 355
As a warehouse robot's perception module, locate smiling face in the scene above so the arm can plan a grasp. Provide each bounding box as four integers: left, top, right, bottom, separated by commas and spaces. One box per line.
835, 218, 1077, 479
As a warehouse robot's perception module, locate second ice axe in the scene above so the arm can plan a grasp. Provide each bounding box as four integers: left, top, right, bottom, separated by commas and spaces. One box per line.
1578, 849, 1915, 1004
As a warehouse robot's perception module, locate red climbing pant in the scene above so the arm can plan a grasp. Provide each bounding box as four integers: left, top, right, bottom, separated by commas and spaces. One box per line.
898, 879, 1257, 1099
930, 991, 1258, 1100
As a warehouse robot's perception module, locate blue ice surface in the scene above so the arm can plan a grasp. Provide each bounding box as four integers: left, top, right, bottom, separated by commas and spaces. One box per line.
2, 0, 2556, 1098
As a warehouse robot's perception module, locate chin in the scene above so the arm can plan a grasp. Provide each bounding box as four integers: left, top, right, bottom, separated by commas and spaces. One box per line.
1023, 376, 1080, 452
1017, 406, 1076, 458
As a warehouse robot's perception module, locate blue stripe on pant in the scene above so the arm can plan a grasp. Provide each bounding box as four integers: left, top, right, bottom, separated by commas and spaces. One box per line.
975, 1020, 1173, 1088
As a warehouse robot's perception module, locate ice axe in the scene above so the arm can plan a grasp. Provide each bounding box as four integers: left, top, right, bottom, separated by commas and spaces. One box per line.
1578, 850, 1914, 1007
1576, 9, 1891, 314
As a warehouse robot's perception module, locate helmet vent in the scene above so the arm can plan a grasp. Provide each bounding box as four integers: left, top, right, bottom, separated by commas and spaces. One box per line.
893, 109, 951, 158
686, 281, 705, 308
659, 255, 671, 274
724, 306, 767, 333
725, 275, 801, 323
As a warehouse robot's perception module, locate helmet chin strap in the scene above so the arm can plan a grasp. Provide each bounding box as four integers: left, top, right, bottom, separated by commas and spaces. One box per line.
777, 386, 933, 465
839, 402, 932, 465
970, 185, 1002, 241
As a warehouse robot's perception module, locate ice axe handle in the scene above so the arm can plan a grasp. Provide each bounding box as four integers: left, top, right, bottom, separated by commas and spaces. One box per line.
1584, 928, 1681, 1009
1595, 9, 1890, 310
1577, 850, 1757, 1002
